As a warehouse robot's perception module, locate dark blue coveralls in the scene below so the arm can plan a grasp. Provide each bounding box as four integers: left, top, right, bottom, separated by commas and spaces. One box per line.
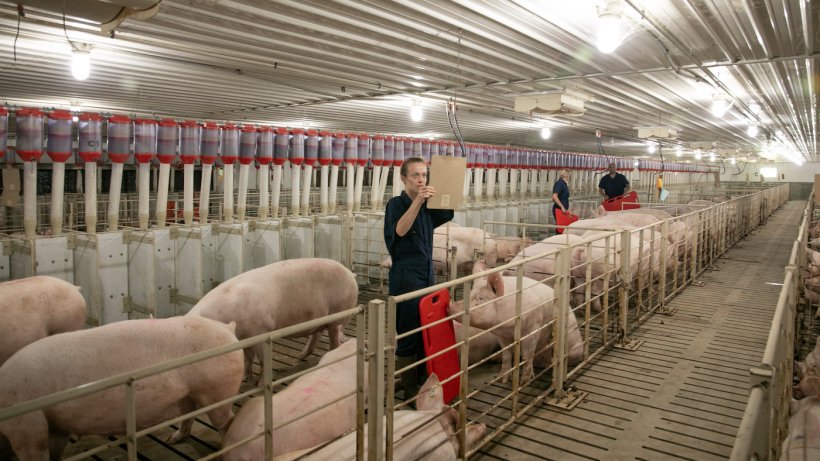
552, 177, 569, 224
384, 191, 454, 359
598, 173, 630, 199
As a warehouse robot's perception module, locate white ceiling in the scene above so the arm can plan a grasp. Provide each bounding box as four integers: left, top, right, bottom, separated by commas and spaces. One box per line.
0, 0, 816, 164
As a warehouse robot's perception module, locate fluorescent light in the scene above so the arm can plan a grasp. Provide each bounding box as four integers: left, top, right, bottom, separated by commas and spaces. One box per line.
71, 49, 91, 81
711, 95, 731, 117
730, 157, 736, 165
596, 13, 624, 53
675, 146, 682, 157
647, 143, 656, 154
540, 126, 552, 139
410, 105, 423, 122
709, 152, 716, 162
633, 159, 639, 167
760, 167, 777, 178
747, 124, 759, 137
694, 148, 702, 160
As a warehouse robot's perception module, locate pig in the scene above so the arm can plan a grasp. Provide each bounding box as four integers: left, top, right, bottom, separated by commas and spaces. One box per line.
0, 316, 244, 461
0, 275, 86, 366
795, 337, 820, 399
565, 218, 638, 237
432, 224, 497, 273
222, 340, 366, 461
187, 258, 358, 379
780, 396, 820, 460
572, 231, 646, 313
453, 320, 501, 365
491, 236, 533, 267
505, 234, 584, 285
448, 261, 584, 384
269, 374, 486, 461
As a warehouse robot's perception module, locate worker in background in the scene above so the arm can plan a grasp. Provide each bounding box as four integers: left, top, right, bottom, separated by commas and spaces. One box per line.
598, 162, 631, 199
383, 157, 454, 407
656, 174, 663, 201
552, 169, 571, 230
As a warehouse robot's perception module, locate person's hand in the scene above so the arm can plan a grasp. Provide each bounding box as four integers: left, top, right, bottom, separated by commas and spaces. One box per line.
565, 208, 571, 215
416, 185, 436, 202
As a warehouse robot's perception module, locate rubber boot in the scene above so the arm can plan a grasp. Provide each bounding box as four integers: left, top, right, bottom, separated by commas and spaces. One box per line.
396, 354, 421, 409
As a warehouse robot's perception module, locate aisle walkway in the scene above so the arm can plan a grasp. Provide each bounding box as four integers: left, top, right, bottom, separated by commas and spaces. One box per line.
475, 200, 802, 461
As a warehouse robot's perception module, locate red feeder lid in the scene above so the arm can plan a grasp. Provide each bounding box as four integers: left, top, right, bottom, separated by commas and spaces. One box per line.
373, 134, 384, 140
48, 110, 73, 120
358, 133, 369, 139
202, 121, 219, 129
179, 120, 198, 128
242, 124, 256, 131
385, 135, 394, 141
318, 130, 330, 136
0, 107, 7, 116
276, 127, 289, 134
290, 128, 304, 135
135, 118, 157, 125
16, 107, 44, 117
258, 126, 273, 133
306, 129, 318, 136
159, 118, 178, 127
79, 112, 102, 121
222, 123, 237, 131
107, 114, 130, 124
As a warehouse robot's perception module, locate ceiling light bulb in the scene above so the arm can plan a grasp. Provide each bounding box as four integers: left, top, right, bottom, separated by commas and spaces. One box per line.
410, 105, 423, 122
709, 152, 716, 162
71, 49, 91, 81
711, 96, 731, 117
596, 13, 624, 53
730, 157, 736, 165
747, 124, 759, 137
694, 148, 702, 160
675, 147, 682, 157
647, 143, 656, 154
633, 159, 639, 167
540, 126, 551, 139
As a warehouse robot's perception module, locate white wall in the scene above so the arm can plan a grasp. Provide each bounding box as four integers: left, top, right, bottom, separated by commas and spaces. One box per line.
719, 161, 820, 184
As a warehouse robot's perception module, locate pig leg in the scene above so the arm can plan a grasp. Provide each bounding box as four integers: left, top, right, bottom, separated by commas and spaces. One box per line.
48, 434, 68, 461
167, 398, 196, 444
1, 412, 50, 461
243, 348, 258, 382
499, 341, 512, 384
327, 323, 347, 350
205, 403, 235, 433
520, 335, 538, 383
297, 332, 321, 360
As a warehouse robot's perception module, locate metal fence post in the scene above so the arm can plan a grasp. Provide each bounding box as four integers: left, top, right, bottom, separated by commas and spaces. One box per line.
367, 299, 386, 461
618, 230, 631, 344
356, 308, 366, 460
126, 379, 137, 461
263, 336, 274, 460
553, 247, 570, 399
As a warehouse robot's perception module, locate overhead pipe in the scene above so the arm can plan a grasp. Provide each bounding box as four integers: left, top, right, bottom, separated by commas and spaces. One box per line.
354, 133, 369, 212
391, 137, 404, 198
106, 114, 130, 232
46, 110, 73, 235
329, 132, 345, 213
154, 119, 176, 227
272, 127, 289, 217
303, 129, 319, 216
237, 124, 257, 221
133, 118, 157, 230
370, 134, 384, 211
220, 124, 239, 222
317, 130, 332, 214
199, 122, 219, 224
77, 112, 101, 234
289, 128, 305, 216
179, 120, 204, 226
256, 126, 273, 219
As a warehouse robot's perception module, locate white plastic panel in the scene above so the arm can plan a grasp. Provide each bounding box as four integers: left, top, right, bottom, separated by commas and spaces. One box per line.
0, 239, 9, 282
200, 224, 218, 295
492, 205, 508, 236
74, 232, 129, 325
248, 220, 281, 269
315, 215, 345, 264
506, 205, 520, 237
466, 205, 482, 228
452, 210, 467, 227
352, 213, 388, 291
175, 226, 207, 314
153, 228, 176, 318
215, 222, 251, 284
9, 239, 34, 279
282, 217, 314, 260
127, 230, 157, 319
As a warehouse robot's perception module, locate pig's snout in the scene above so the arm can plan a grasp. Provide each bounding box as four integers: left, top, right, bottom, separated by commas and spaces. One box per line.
793, 385, 804, 400
447, 300, 462, 317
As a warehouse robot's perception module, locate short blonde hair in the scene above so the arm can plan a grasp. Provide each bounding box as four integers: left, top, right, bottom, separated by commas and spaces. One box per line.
560, 169, 571, 178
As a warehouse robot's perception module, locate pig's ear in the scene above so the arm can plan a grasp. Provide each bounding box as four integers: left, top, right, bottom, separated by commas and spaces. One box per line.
488, 272, 504, 297
416, 374, 443, 411
225, 321, 238, 334
472, 260, 487, 274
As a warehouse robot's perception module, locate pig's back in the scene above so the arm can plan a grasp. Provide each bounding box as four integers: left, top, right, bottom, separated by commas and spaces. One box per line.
0, 276, 86, 365
0, 316, 240, 406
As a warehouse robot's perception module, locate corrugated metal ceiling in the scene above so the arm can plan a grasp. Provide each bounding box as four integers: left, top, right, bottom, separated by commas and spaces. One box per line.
0, 0, 816, 162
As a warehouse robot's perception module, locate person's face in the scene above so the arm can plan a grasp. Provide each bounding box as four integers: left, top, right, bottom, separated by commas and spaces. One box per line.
608, 164, 617, 175
563, 172, 571, 181
402, 162, 427, 195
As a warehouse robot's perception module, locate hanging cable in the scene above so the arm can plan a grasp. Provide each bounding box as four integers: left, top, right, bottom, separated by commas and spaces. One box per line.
13, 5, 23, 63
62, 0, 79, 51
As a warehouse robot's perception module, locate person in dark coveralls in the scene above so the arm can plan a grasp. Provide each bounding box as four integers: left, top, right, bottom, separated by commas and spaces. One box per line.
551, 169, 571, 228
384, 157, 454, 405
598, 162, 631, 199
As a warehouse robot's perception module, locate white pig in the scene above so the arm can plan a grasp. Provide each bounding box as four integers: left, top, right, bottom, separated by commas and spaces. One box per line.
432, 224, 498, 273
0, 316, 244, 461
187, 258, 358, 377
506, 234, 584, 285
0, 276, 86, 366
222, 340, 366, 461
270, 374, 486, 461
571, 231, 645, 313
780, 396, 820, 460
447, 261, 583, 384
453, 320, 501, 365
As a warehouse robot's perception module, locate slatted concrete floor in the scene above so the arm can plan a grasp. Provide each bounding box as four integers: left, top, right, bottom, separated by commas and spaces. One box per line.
473, 200, 803, 461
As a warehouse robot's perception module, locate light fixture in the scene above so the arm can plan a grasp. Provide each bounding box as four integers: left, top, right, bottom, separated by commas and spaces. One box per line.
746, 123, 759, 137
694, 148, 702, 160
596, 1, 626, 53
647, 143, 656, 154
710, 93, 732, 117
675, 146, 682, 157
709, 152, 716, 162
409, 101, 423, 122
633, 159, 639, 167
540, 126, 552, 139
71, 46, 91, 81
730, 157, 736, 165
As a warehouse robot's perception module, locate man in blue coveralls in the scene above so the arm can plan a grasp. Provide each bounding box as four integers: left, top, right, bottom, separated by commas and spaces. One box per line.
598, 162, 631, 199
384, 156, 454, 405
551, 169, 571, 229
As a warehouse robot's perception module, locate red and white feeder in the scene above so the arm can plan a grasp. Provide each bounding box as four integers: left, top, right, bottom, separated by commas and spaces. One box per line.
47, 110, 73, 235
256, 126, 273, 219
391, 137, 404, 198
343, 133, 357, 212
377, 135, 393, 208
370, 134, 385, 210
317, 130, 332, 214
486, 145, 497, 200
272, 127, 289, 217
303, 129, 319, 215
155, 119, 180, 226
199, 122, 219, 223
354, 133, 369, 212
220, 124, 239, 222
289, 128, 305, 216
16, 108, 44, 237
329, 132, 345, 213
78, 113, 101, 233
179, 120, 202, 226
106, 114, 131, 231
134, 118, 157, 229
237, 124, 257, 220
